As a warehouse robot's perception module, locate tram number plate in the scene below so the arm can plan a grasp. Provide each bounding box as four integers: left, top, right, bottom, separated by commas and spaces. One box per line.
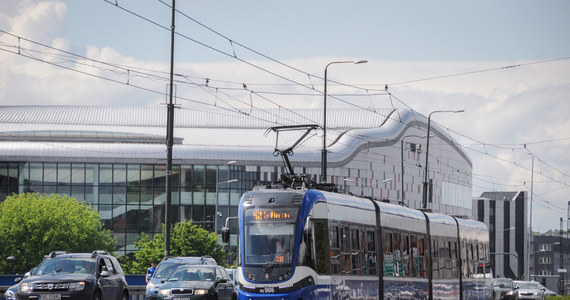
39, 294, 61, 300
261, 287, 275, 293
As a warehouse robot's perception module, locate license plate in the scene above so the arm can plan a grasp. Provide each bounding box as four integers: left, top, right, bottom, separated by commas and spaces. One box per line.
39, 294, 61, 300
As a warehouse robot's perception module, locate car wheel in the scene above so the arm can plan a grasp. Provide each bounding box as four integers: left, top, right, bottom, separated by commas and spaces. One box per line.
92, 290, 101, 300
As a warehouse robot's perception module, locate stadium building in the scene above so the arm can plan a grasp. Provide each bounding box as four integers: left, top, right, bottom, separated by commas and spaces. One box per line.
0, 105, 473, 256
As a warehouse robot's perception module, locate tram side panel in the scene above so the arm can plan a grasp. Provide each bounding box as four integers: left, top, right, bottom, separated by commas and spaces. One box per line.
320, 198, 380, 300
379, 203, 430, 300
424, 213, 465, 299
456, 217, 493, 300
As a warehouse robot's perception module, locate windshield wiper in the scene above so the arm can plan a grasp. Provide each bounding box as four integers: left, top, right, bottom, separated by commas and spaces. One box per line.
263, 247, 290, 274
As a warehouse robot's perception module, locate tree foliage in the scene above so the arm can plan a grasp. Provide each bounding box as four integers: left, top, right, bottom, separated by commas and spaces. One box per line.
0, 193, 116, 274
125, 220, 228, 274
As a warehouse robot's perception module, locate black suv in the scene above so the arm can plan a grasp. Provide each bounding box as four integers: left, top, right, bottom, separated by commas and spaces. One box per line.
146, 256, 216, 300
12, 250, 129, 300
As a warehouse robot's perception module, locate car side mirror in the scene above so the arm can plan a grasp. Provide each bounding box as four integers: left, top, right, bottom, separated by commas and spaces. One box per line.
216, 278, 227, 284
100, 270, 110, 277
14, 277, 23, 283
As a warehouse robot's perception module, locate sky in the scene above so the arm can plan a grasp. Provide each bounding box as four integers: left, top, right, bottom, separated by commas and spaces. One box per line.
1, 0, 570, 232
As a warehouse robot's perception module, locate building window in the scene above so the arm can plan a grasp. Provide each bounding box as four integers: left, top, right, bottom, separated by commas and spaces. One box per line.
538, 256, 551, 264
539, 244, 552, 251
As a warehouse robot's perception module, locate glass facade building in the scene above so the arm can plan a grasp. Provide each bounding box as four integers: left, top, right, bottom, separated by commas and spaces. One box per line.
0, 161, 256, 256
0, 106, 474, 260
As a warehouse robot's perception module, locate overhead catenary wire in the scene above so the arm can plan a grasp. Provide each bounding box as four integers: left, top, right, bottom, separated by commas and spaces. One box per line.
3, 0, 570, 219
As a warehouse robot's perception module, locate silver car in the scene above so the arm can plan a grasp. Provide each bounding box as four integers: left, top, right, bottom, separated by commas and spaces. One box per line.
513, 281, 545, 300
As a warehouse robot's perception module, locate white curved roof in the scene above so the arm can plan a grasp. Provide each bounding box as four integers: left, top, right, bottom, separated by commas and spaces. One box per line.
0, 106, 470, 167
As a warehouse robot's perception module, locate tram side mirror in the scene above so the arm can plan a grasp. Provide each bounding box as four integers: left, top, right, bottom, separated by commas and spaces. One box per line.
303, 228, 312, 244
222, 227, 230, 243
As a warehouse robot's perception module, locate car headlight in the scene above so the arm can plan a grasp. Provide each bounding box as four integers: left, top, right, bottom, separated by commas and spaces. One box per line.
194, 289, 208, 295
69, 281, 86, 291
4, 289, 16, 300
21, 282, 33, 292
533, 292, 540, 296
159, 289, 171, 296
147, 281, 156, 289
506, 290, 514, 295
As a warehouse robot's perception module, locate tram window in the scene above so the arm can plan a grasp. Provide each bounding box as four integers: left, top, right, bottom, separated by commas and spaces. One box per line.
366, 230, 377, 276
367, 230, 375, 251
313, 221, 329, 275
452, 242, 459, 278
393, 233, 401, 254
340, 227, 351, 274
402, 234, 410, 277
342, 227, 350, 251
329, 225, 341, 275
410, 235, 418, 277
385, 233, 392, 253
351, 228, 359, 250
444, 241, 451, 274
475, 245, 481, 260
330, 225, 339, 249
350, 228, 362, 275
393, 233, 404, 277
418, 237, 426, 278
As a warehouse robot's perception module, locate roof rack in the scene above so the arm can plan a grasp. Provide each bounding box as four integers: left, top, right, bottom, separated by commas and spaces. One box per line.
91, 250, 109, 258
47, 251, 69, 258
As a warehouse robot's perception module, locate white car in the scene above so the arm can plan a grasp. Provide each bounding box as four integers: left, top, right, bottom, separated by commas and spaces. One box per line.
514, 281, 545, 300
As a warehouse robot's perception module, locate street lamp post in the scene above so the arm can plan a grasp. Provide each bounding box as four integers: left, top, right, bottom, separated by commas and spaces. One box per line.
215, 161, 237, 234
321, 59, 367, 183
421, 110, 464, 209
7, 256, 15, 274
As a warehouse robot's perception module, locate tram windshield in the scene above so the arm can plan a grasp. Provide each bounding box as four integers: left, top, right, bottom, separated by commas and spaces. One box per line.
243, 207, 298, 266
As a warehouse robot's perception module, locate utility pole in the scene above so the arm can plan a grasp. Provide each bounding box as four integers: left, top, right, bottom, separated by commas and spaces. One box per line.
165, 0, 176, 257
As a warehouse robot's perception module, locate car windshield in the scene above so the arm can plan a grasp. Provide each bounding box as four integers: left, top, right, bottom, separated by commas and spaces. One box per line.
36, 258, 95, 275
515, 281, 541, 289
153, 263, 181, 279
167, 266, 215, 282
494, 280, 513, 288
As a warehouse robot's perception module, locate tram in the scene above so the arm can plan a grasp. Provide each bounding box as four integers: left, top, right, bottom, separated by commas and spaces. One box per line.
224, 187, 492, 300
222, 125, 492, 299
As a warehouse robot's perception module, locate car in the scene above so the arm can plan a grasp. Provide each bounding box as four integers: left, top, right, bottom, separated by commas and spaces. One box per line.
3, 268, 36, 300
11, 250, 129, 300
493, 278, 519, 300
157, 265, 236, 300
146, 256, 217, 300
514, 281, 545, 300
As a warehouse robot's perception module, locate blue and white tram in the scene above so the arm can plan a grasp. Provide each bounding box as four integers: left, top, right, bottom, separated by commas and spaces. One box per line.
229, 188, 492, 300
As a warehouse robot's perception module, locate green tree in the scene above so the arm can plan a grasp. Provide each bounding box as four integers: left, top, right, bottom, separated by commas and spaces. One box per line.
0, 193, 116, 273
126, 220, 228, 274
